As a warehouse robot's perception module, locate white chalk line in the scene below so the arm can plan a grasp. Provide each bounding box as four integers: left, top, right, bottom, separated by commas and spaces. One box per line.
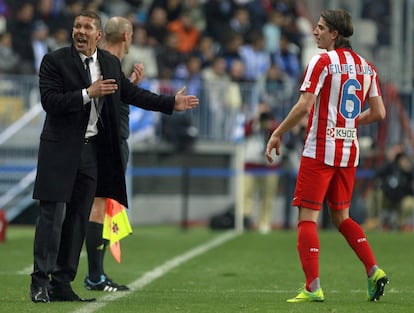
73, 230, 240, 313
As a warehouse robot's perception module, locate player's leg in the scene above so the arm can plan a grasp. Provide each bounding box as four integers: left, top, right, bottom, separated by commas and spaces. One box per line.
287, 157, 330, 303
84, 197, 129, 291
85, 197, 106, 283
328, 167, 388, 301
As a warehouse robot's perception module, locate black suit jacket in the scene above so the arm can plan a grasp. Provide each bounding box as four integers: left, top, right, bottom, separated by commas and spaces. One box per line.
33, 46, 175, 207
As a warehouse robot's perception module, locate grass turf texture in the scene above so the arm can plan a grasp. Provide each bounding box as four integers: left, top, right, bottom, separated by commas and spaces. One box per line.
0, 225, 412, 313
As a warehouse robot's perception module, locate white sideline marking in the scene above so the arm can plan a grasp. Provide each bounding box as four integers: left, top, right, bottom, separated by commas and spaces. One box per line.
73, 230, 240, 313
17, 265, 32, 275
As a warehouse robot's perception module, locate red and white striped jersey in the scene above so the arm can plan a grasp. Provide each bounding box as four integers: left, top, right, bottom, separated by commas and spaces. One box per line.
299, 48, 382, 167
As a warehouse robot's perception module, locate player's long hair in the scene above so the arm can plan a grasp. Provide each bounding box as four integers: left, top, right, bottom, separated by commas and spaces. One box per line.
321, 9, 353, 49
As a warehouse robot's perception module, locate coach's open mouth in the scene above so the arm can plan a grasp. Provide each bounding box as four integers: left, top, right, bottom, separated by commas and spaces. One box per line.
74, 37, 88, 49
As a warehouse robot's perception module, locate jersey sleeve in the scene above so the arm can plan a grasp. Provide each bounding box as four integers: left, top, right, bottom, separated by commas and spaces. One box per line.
299, 54, 328, 96
367, 65, 382, 98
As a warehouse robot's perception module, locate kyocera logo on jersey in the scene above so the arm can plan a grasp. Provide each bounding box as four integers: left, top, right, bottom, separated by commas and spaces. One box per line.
326, 127, 357, 140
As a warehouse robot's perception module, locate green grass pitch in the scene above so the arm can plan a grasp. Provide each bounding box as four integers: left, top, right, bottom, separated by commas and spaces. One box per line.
0, 225, 412, 313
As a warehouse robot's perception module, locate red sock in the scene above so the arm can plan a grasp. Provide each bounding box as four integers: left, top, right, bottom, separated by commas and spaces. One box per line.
338, 218, 376, 275
297, 221, 319, 291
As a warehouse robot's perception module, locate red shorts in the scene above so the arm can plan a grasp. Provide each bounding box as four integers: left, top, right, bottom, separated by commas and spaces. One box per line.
292, 157, 356, 210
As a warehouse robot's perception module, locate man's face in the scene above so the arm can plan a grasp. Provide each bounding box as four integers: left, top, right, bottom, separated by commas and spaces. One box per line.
72, 15, 102, 56
313, 17, 337, 51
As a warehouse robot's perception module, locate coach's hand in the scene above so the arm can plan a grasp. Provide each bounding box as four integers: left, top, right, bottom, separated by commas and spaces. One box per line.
174, 86, 199, 111
86, 76, 118, 98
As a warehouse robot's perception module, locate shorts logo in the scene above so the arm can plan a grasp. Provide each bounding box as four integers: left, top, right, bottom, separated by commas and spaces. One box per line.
326, 127, 356, 139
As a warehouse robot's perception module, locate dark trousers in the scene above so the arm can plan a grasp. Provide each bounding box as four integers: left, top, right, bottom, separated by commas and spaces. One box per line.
120, 138, 129, 172
31, 142, 98, 287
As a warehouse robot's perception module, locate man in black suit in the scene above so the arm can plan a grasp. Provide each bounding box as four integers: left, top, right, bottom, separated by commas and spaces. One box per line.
30, 10, 199, 303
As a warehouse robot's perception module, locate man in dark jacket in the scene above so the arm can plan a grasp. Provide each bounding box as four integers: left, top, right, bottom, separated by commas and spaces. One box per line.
30, 10, 199, 303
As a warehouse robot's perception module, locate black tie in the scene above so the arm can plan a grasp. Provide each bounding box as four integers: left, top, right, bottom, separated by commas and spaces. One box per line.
84, 57, 103, 126
84, 57, 92, 84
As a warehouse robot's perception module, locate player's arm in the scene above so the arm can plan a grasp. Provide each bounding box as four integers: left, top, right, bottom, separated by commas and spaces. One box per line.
359, 96, 386, 125
266, 91, 315, 162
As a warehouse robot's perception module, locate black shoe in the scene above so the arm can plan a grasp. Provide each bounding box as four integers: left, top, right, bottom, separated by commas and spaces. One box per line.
84, 275, 130, 292
49, 285, 96, 302
30, 285, 50, 303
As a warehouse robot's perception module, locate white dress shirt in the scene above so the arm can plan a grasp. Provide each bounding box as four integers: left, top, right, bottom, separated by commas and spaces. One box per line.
80, 50, 101, 138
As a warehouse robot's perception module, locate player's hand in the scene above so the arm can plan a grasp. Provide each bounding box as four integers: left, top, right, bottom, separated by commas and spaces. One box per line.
87, 76, 117, 97
265, 134, 281, 163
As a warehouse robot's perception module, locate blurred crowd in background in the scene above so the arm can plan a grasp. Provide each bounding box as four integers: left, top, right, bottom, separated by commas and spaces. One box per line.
0, 0, 394, 141
0, 0, 308, 81
1, 0, 413, 231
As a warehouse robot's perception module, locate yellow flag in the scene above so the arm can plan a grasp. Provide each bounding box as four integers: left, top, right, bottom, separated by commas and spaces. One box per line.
103, 198, 132, 263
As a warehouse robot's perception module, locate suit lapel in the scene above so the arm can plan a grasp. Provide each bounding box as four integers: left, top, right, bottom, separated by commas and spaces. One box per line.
96, 48, 112, 113
97, 48, 109, 79
96, 48, 110, 116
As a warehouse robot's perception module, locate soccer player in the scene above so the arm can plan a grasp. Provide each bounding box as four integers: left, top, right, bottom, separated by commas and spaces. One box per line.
265, 9, 388, 302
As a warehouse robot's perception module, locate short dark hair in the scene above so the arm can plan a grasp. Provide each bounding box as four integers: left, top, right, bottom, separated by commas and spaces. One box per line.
259, 111, 273, 122
77, 10, 102, 31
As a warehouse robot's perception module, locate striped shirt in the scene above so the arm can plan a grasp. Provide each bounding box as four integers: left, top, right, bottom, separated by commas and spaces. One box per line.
299, 48, 382, 167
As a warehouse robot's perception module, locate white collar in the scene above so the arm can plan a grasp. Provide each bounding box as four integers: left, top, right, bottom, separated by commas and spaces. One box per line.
80, 49, 98, 63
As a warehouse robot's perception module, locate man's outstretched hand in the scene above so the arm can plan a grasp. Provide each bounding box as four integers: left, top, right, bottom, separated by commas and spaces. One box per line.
174, 86, 199, 111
